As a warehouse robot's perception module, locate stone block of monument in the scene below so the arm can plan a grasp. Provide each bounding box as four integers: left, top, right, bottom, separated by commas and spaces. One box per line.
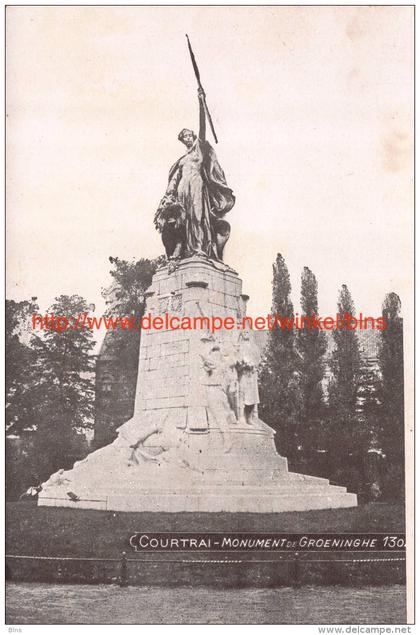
38, 41, 357, 512
38, 258, 357, 512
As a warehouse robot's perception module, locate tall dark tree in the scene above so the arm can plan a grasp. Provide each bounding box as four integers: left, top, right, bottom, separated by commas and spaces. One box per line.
356, 358, 384, 501
296, 267, 327, 471
6, 295, 95, 494
378, 292, 404, 500
327, 284, 362, 490
6, 298, 40, 499
259, 254, 300, 457
328, 285, 362, 420
106, 255, 164, 317
102, 256, 162, 369
29, 295, 96, 482
6, 298, 39, 436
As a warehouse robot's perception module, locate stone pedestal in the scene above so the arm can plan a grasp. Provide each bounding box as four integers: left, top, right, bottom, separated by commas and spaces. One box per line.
38, 257, 357, 512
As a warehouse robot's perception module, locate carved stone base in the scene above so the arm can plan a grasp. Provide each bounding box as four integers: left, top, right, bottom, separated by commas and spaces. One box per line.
38, 257, 357, 513
39, 420, 357, 513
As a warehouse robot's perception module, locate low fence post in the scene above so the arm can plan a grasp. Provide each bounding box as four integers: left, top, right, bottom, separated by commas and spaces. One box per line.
292, 552, 301, 587
120, 551, 128, 587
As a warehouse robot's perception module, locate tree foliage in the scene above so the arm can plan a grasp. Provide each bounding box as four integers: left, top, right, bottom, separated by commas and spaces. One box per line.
297, 268, 327, 420
106, 256, 163, 317
258, 254, 300, 456
295, 267, 328, 471
378, 292, 405, 500
328, 285, 362, 421
326, 285, 363, 491
6, 295, 95, 493
6, 299, 39, 435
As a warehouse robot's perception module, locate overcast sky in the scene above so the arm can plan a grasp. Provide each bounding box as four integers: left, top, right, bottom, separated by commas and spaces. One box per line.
6, 6, 413, 327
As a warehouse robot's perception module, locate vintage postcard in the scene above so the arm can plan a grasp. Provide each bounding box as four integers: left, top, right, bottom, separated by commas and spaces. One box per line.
5, 5, 414, 627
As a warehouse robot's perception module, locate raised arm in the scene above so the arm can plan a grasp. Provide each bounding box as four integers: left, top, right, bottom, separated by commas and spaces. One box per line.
198, 88, 206, 141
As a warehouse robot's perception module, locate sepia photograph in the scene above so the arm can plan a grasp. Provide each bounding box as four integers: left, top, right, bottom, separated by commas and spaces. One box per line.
5, 4, 414, 627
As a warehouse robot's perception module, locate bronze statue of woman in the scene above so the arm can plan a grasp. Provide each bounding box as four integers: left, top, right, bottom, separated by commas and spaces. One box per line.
154, 88, 235, 261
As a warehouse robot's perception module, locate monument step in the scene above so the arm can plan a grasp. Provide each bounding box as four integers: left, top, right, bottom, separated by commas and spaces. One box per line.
38, 474, 350, 500
39, 489, 357, 513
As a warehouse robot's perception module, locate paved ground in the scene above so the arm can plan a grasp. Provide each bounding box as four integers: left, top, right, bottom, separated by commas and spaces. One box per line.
6, 583, 406, 624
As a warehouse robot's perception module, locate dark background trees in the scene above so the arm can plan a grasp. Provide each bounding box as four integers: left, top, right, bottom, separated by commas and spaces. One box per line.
355, 358, 383, 501
6, 295, 95, 498
6, 256, 164, 498
295, 267, 328, 473
6, 299, 39, 437
326, 284, 363, 493
258, 254, 301, 458
377, 292, 405, 500
6, 298, 40, 500
258, 256, 405, 503
29, 295, 95, 481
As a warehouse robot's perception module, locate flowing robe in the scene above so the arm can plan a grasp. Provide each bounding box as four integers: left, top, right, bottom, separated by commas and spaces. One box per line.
155, 137, 235, 259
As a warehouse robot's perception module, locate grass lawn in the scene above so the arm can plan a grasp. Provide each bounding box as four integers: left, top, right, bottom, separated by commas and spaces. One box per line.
6, 501, 405, 559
